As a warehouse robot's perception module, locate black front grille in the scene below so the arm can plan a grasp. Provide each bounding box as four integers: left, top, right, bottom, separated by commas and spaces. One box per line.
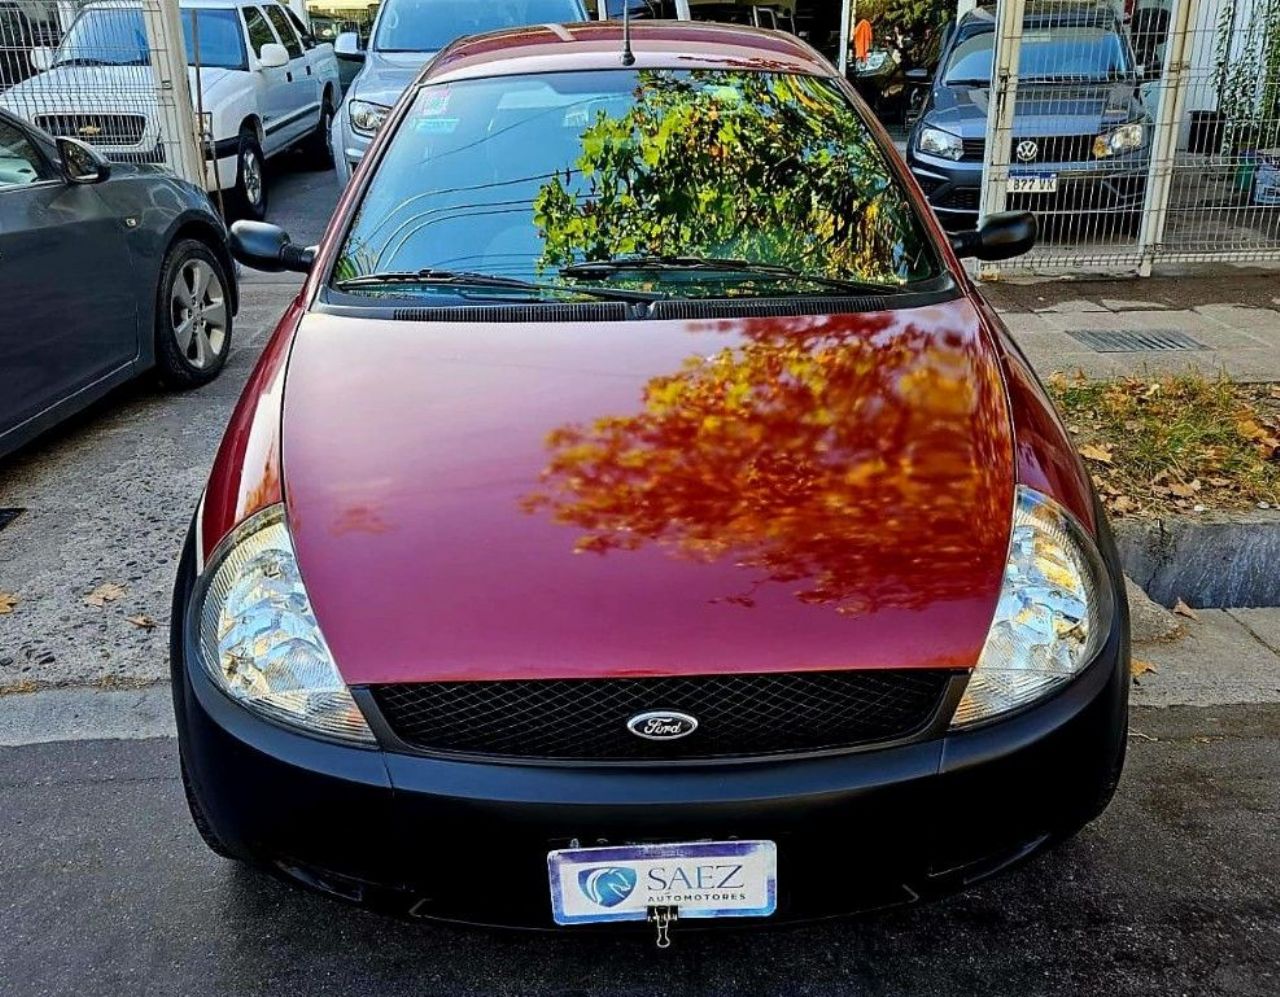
962, 135, 1095, 163
35, 113, 146, 147
370, 670, 954, 761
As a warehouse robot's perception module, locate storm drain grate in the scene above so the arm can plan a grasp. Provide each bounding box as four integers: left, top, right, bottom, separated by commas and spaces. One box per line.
1066, 329, 1208, 353
0, 508, 24, 533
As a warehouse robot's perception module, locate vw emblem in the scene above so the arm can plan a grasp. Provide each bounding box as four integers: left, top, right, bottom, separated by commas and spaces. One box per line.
626, 710, 698, 741
1015, 139, 1038, 162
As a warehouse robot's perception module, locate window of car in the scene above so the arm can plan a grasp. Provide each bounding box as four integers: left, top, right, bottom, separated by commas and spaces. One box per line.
373, 0, 584, 53
333, 69, 940, 300
0, 120, 53, 188
242, 5, 279, 58
263, 3, 304, 59
50, 6, 248, 71
284, 6, 316, 49
943, 23, 1132, 85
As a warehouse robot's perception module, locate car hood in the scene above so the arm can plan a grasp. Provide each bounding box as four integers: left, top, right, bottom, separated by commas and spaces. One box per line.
0, 63, 230, 114
926, 81, 1142, 139
347, 50, 437, 107
281, 298, 1016, 685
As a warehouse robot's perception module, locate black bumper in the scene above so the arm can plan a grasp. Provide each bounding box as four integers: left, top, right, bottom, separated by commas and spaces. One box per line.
172, 532, 1130, 929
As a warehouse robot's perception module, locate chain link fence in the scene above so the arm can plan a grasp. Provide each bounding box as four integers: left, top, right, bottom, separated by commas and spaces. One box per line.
975, 0, 1280, 275
0, 0, 204, 186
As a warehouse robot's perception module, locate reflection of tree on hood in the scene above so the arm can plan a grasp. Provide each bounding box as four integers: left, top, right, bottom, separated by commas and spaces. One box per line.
533, 70, 926, 283
522, 313, 1011, 615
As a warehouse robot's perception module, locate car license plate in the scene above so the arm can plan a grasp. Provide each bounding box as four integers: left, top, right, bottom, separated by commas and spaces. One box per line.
1010, 172, 1058, 194
548, 840, 777, 925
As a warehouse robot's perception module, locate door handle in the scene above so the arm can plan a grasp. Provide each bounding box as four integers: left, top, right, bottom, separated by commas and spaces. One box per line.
306, 65, 312, 75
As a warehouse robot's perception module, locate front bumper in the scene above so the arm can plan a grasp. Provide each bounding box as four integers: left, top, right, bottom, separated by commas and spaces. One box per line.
331, 112, 371, 185
172, 529, 1130, 929
907, 148, 1149, 230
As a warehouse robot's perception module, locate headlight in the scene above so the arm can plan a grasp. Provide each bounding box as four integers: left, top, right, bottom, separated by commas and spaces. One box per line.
194, 505, 375, 743
951, 486, 1113, 727
348, 99, 390, 137
1093, 122, 1144, 158
198, 111, 213, 141
918, 126, 964, 161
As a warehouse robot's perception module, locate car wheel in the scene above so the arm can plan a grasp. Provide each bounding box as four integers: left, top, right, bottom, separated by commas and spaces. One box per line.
233, 131, 267, 220
303, 97, 335, 169
180, 752, 240, 860
155, 239, 233, 390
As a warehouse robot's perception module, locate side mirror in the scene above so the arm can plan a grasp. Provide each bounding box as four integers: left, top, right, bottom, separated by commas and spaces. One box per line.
230, 221, 316, 273
950, 210, 1037, 261
56, 137, 111, 184
905, 68, 931, 84
257, 42, 290, 69
29, 46, 53, 71
335, 32, 365, 60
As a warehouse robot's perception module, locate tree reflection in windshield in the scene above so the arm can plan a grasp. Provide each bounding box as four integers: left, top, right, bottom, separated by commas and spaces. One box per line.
522, 309, 1012, 615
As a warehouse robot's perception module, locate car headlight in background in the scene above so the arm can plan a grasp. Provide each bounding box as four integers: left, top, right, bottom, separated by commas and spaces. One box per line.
951, 486, 1113, 727
197, 111, 213, 141
918, 126, 964, 161
1093, 122, 1145, 158
194, 505, 375, 743
348, 99, 391, 137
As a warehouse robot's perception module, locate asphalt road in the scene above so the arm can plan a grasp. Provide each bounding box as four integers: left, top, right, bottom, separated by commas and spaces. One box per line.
0, 706, 1276, 997
3, 156, 1279, 997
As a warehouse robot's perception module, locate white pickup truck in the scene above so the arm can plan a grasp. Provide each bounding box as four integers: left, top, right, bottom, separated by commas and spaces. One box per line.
0, 0, 340, 218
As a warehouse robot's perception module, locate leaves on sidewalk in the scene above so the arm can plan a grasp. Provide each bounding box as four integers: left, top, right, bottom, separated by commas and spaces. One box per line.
1173, 599, 1199, 621
1079, 443, 1114, 464
126, 614, 157, 631
0, 591, 17, 614
1130, 658, 1157, 678
84, 582, 126, 608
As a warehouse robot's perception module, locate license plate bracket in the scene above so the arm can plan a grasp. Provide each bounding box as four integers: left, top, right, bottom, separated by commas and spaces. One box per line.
548, 840, 777, 926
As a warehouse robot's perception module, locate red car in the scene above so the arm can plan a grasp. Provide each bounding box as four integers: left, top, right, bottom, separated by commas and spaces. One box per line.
172, 20, 1129, 937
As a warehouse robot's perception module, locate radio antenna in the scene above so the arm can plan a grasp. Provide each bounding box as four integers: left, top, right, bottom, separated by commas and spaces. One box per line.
621, 4, 635, 66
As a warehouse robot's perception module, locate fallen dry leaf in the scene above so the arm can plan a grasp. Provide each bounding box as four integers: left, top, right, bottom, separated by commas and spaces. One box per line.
1173, 599, 1199, 621
126, 614, 156, 631
0, 591, 17, 614
1270, 385, 1280, 400
1079, 443, 1114, 464
1131, 658, 1157, 678
84, 582, 126, 608
1111, 495, 1137, 514
1168, 480, 1199, 498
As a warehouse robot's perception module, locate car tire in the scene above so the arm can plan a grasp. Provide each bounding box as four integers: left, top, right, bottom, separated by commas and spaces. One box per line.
232, 130, 267, 220
303, 95, 335, 169
154, 239, 233, 390
180, 752, 240, 860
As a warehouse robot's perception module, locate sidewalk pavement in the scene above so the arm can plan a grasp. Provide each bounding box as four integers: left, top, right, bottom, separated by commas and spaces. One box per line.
983, 268, 1280, 382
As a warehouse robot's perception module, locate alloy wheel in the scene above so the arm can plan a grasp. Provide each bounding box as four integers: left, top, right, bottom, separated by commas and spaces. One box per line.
242, 147, 264, 211
170, 259, 227, 370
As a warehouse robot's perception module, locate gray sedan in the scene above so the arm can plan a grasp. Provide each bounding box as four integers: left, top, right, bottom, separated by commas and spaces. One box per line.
0, 108, 238, 459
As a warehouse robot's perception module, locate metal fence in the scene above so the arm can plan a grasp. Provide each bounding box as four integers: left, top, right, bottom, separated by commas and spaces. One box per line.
0, 0, 203, 186
978, 0, 1280, 275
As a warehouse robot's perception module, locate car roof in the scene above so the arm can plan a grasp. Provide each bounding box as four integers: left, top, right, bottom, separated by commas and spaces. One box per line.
960, 0, 1120, 31
80, 0, 287, 9
422, 20, 836, 86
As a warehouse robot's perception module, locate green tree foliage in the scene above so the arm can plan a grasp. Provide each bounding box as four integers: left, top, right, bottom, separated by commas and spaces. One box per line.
532, 70, 926, 283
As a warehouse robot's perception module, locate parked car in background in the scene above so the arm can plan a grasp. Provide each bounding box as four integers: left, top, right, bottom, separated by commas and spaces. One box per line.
176, 22, 1129, 934
331, 0, 586, 183
0, 0, 340, 219
905, 0, 1151, 231
0, 1, 62, 91
0, 108, 236, 459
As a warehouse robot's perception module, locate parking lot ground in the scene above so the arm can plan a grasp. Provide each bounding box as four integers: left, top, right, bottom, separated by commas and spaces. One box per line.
0, 705, 1276, 997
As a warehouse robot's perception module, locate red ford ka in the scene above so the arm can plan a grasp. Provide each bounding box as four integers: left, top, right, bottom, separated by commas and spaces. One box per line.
172, 20, 1129, 940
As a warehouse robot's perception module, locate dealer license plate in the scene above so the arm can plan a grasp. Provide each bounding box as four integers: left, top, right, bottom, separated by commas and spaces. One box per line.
1009, 173, 1058, 194
548, 840, 777, 925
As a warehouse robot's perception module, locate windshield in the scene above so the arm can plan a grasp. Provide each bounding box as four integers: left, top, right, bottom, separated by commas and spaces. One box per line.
373, 0, 584, 53
944, 25, 1132, 84
334, 69, 939, 299
55, 7, 248, 70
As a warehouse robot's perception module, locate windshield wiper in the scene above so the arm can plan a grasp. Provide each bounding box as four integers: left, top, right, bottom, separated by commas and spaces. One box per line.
559, 256, 907, 296
335, 268, 664, 303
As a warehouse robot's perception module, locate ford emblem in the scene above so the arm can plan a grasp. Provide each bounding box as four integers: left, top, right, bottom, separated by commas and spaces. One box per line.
626, 710, 698, 741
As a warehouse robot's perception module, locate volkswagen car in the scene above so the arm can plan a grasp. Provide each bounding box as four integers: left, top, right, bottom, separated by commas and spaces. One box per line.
905, 1, 1151, 231
173, 21, 1130, 937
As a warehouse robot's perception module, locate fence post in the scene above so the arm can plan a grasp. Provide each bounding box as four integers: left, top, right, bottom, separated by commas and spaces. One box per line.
978, 0, 1025, 279
1135, 0, 1199, 276
141, 0, 204, 189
